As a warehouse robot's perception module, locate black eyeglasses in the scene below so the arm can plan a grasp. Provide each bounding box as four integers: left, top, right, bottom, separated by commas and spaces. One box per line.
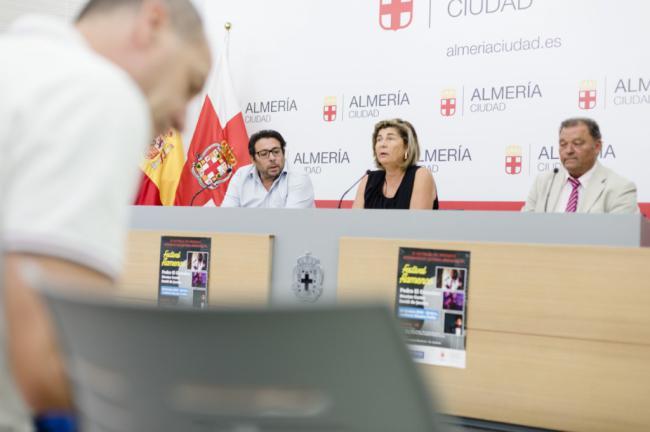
255, 147, 283, 159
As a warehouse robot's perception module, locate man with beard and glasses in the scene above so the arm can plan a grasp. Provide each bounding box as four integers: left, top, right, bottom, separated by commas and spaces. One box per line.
222, 129, 315, 208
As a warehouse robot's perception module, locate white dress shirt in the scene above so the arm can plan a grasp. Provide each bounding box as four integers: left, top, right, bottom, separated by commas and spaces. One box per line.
221, 164, 315, 208
553, 164, 597, 213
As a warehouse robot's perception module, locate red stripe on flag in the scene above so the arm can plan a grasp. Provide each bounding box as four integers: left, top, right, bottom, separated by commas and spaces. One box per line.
175, 101, 249, 206
174, 97, 249, 206
175, 96, 221, 206
641, 203, 650, 217
438, 201, 525, 211
134, 171, 162, 206
217, 112, 249, 205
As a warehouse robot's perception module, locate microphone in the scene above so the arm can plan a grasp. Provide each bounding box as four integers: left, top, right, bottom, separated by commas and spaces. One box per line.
189, 184, 210, 206
543, 167, 559, 213
337, 170, 371, 209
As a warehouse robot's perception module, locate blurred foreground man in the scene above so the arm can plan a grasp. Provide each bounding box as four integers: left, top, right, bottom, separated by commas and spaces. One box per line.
522, 118, 639, 214
0, 0, 211, 429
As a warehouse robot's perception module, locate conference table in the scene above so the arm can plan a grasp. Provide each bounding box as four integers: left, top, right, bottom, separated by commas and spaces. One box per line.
120, 207, 650, 432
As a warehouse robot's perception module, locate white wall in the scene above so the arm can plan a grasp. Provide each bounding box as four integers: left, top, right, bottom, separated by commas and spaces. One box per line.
5, 0, 649, 209
195, 0, 650, 207
0, 0, 85, 30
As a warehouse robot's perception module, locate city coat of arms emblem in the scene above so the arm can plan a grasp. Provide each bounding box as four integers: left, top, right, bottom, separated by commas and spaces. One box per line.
191, 140, 238, 189
292, 253, 324, 303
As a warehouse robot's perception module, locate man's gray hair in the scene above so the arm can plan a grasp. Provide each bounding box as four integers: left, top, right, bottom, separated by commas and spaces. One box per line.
77, 0, 204, 41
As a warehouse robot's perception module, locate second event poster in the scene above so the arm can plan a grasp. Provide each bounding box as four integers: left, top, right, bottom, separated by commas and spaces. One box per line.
158, 236, 211, 308
395, 247, 471, 368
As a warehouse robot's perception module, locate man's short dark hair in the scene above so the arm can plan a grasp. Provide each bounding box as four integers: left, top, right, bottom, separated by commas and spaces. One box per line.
77, 0, 204, 41
248, 130, 287, 158
560, 117, 602, 141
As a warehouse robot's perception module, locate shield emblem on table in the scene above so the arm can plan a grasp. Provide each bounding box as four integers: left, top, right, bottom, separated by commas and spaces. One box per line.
292, 253, 324, 303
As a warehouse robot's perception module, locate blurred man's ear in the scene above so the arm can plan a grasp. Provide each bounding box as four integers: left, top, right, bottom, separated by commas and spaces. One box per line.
131, 0, 170, 49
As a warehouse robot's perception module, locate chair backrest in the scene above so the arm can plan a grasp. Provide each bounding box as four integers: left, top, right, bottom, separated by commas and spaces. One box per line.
42, 289, 447, 432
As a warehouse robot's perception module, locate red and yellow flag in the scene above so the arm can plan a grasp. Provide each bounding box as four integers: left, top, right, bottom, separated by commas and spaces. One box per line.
134, 129, 185, 205
174, 32, 249, 206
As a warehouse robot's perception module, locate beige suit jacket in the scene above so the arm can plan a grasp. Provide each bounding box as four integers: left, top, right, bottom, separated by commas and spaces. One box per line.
521, 163, 639, 214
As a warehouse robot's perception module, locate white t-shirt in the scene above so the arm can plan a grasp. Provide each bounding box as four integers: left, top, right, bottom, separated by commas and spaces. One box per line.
0, 15, 151, 430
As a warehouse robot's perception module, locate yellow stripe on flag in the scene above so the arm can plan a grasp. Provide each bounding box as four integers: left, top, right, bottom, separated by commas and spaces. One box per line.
140, 129, 185, 206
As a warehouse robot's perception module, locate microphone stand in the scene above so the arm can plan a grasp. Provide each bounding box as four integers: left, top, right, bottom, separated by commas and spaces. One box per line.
543, 167, 559, 212
337, 170, 371, 209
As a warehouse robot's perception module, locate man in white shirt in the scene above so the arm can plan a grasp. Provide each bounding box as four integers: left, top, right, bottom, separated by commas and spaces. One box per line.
443, 269, 463, 291
221, 130, 315, 208
522, 118, 639, 214
0, 0, 211, 429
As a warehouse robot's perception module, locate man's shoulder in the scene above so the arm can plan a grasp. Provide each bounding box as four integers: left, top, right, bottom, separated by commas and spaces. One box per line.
59, 49, 143, 103
286, 169, 313, 185
227, 164, 255, 190
234, 164, 255, 179
597, 164, 636, 189
2, 17, 144, 107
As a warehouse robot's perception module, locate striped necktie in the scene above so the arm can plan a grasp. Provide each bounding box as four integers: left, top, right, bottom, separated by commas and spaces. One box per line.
565, 177, 581, 213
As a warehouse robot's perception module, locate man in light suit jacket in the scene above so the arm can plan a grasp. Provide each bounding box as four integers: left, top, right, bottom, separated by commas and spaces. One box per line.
522, 118, 639, 214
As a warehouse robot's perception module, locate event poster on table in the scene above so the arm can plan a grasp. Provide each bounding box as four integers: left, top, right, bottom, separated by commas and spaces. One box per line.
158, 236, 211, 308
395, 247, 471, 369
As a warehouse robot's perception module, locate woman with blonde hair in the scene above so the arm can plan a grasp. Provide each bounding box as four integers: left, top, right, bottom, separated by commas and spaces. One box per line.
353, 119, 438, 209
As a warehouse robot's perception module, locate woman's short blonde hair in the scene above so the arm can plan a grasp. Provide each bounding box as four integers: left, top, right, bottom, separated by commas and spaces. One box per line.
372, 118, 420, 170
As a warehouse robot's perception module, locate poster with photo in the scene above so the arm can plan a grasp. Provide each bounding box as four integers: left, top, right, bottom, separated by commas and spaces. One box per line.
395, 247, 471, 369
158, 236, 211, 308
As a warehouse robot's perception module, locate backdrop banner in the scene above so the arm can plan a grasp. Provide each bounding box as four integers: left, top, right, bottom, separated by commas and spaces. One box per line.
185, 0, 649, 212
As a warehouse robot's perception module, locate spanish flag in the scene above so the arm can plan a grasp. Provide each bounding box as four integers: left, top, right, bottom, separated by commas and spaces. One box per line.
134, 129, 185, 205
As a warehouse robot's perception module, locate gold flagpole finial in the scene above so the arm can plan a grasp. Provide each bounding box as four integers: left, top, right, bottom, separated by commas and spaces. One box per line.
224, 22, 232, 31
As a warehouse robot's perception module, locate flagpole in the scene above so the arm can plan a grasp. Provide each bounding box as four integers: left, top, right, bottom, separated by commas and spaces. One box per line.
188, 22, 232, 207
224, 22, 231, 60
174, 20, 249, 206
